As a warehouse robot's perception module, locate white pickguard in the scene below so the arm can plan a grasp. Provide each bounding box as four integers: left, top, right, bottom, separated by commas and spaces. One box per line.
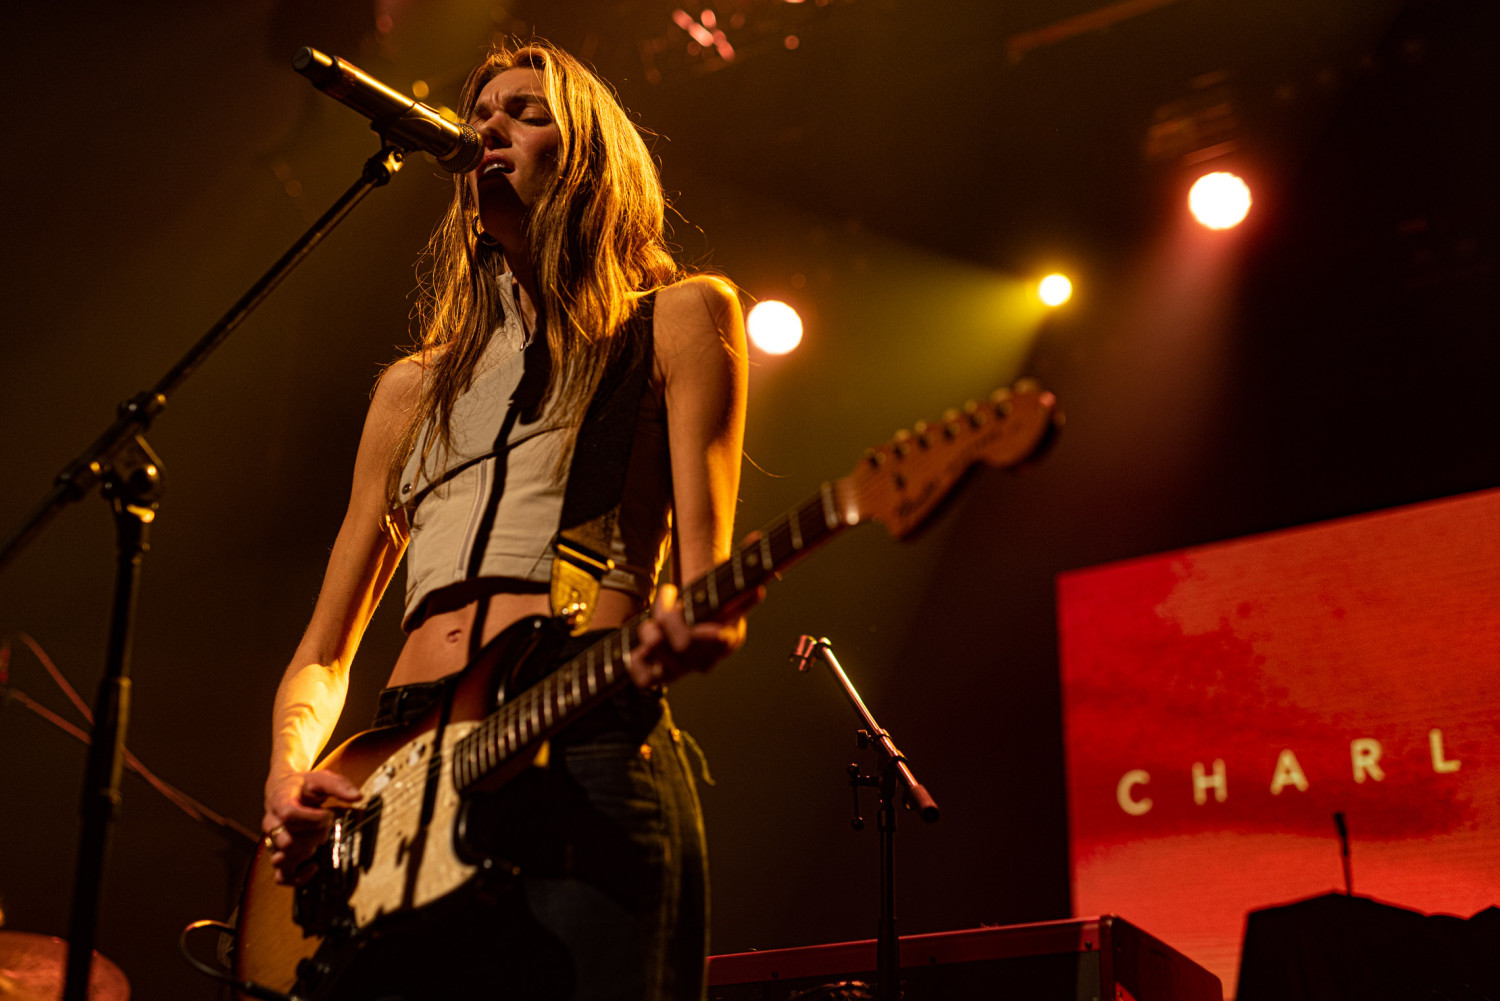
344, 721, 480, 929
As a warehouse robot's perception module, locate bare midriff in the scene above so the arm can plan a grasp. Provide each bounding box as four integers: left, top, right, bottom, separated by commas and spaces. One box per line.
385, 586, 646, 687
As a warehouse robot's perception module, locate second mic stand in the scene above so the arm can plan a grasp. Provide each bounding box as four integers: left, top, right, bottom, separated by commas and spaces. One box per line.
792, 636, 940, 1001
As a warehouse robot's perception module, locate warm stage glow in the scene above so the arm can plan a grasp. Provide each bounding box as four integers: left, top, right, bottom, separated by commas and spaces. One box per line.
1189, 171, 1252, 230
1039, 273, 1073, 306
747, 300, 803, 355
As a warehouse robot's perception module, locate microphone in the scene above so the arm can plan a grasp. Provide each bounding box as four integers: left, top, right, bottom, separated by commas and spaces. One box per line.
790, 635, 823, 673
293, 46, 483, 173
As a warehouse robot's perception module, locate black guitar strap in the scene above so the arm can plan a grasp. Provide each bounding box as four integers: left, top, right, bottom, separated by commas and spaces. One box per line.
550, 292, 657, 634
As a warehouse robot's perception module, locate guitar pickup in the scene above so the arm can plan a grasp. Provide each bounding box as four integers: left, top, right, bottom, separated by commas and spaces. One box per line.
356, 796, 382, 873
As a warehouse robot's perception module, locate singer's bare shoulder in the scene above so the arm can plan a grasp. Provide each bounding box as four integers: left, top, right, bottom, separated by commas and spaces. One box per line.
653, 275, 745, 365
370, 355, 425, 421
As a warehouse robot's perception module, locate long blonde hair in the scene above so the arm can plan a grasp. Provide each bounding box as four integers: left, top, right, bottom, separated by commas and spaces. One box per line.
387, 40, 680, 507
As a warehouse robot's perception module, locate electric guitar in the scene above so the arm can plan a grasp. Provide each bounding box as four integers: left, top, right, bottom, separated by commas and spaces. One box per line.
233, 381, 1060, 1000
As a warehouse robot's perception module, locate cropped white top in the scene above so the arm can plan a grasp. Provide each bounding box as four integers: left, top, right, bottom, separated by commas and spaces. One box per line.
397, 280, 672, 631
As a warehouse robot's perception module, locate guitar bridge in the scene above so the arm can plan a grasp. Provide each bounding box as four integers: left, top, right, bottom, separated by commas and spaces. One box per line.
292, 805, 370, 936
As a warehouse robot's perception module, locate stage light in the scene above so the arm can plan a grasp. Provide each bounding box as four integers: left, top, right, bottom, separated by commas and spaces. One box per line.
672, 8, 735, 59
672, 9, 715, 47
1189, 172, 1252, 230
1039, 274, 1073, 306
747, 300, 803, 355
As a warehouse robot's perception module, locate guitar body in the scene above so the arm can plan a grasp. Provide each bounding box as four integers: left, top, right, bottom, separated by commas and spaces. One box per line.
234, 616, 566, 1000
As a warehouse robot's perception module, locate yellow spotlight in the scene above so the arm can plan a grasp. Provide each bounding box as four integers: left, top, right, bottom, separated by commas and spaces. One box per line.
1038, 273, 1073, 306
1189, 171, 1252, 230
747, 300, 803, 355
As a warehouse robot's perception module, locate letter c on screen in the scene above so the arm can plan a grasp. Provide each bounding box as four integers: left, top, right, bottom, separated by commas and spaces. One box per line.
1117, 769, 1152, 816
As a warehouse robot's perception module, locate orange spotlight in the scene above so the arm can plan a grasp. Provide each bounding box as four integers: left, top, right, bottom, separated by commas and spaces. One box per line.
1189, 172, 1252, 230
1039, 273, 1073, 306
747, 300, 803, 355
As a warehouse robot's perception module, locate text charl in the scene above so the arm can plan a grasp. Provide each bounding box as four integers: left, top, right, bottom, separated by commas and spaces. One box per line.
1115, 729, 1463, 816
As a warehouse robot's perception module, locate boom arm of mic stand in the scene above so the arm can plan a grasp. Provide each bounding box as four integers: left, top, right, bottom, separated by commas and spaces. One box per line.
0, 145, 405, 574
793, 635, 941, 822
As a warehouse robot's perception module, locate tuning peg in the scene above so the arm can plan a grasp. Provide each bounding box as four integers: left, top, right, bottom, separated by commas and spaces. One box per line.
989, 387, 1014, 417
863, 448, 886, 468
912, 421, 932, 448
941, 408, 962, 439
892, 428, 913, 458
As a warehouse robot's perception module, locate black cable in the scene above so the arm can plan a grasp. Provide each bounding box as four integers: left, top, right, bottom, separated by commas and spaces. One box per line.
177, 920, 299, 1001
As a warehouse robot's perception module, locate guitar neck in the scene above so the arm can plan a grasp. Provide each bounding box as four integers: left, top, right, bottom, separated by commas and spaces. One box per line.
676, 479, 854, 626
452, 480, 855, 794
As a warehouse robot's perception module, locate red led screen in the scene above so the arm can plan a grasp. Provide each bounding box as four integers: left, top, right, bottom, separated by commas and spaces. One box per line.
1058, 488, 1500, 993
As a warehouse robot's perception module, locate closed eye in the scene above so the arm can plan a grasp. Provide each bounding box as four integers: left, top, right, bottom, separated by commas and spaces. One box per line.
507, 96, 551, 123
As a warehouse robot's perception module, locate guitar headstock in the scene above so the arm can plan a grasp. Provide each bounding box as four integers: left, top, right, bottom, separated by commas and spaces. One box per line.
838, 379, 1061, 540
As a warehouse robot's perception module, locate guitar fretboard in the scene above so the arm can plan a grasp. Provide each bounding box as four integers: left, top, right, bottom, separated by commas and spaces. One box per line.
450, 481, 853, 794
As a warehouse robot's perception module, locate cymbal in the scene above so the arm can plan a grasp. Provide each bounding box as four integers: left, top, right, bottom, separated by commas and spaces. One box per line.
0, 932, 129, 1001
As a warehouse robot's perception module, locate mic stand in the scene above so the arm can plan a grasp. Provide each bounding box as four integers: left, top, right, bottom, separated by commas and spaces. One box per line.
1333, 812, 1353, 896
791, 636, 940, 1001
0, 144, 407, 1001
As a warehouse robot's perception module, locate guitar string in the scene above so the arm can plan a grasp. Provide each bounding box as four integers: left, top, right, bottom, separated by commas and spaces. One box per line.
328, 534, 747, 845
333, 623, 638, 843
325, 510, 814, 849
329, 569, 723, 844
332, 604, 659, 845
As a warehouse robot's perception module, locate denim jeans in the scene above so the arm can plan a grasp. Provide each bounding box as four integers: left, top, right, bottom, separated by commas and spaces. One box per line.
331, 674, 708, 999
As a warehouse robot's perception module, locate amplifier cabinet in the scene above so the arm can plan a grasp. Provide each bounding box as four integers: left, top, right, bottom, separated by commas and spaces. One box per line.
706, 915, 1222, 1001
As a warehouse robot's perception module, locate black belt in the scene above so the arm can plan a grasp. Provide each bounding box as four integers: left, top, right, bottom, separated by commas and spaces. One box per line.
373, 679, 449, 728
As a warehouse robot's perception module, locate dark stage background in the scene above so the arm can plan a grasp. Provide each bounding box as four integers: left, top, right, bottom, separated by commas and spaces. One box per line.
1, 0, 1496, 997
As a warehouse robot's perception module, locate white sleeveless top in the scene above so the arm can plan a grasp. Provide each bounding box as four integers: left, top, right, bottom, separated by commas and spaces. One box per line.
397, 279, 672, 631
